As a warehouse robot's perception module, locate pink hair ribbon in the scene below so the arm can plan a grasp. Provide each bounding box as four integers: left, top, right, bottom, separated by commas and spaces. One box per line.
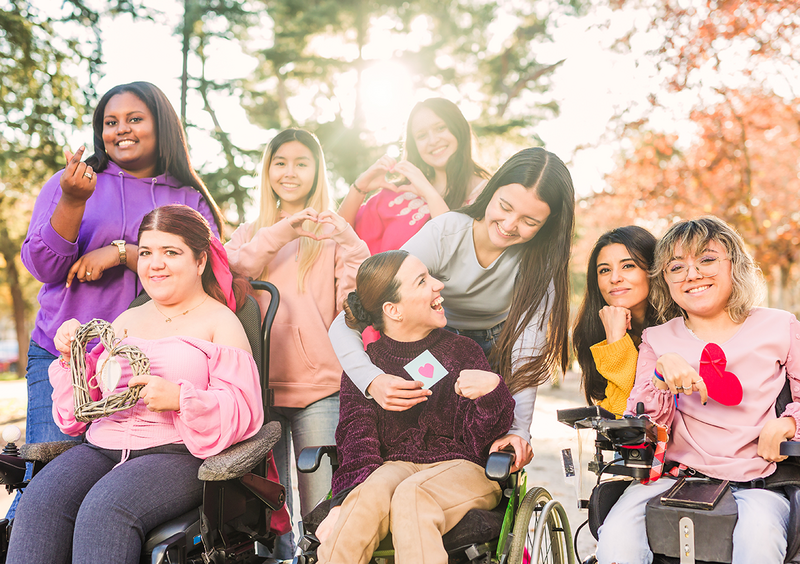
209, 238, 236, 312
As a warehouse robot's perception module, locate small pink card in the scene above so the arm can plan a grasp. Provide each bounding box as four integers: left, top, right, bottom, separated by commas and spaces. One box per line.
404, 350, 448, 390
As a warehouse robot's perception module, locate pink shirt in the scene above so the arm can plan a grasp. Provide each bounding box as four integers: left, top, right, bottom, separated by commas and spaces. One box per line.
50, 336, 264, 459
628, 307, 800, 482
354, 181, 487, 254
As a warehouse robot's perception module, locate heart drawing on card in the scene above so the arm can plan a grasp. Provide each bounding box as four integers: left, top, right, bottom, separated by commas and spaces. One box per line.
418, 363, 434, 379
698, 343, 743, 406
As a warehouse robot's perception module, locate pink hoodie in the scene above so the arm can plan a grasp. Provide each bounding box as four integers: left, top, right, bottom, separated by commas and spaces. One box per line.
226, 219, 369, 408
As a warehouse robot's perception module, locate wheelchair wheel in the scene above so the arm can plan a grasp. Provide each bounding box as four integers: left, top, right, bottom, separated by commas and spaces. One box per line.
507, 487, 574, 564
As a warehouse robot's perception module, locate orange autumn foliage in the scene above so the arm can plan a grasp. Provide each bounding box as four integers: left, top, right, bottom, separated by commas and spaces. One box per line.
584, 89, 800, 311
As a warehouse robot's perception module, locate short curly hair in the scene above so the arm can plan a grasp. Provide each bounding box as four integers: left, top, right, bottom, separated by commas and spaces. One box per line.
649, 216, 765, 324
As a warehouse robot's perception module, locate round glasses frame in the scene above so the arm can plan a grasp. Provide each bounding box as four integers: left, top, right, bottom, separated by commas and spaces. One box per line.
664, 256, 729, 283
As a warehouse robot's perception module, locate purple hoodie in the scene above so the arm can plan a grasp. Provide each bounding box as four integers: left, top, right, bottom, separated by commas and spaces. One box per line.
21, 161, 218, 356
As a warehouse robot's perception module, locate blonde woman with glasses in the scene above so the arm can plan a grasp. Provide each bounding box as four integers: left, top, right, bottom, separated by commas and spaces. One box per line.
595, 216, 799, 564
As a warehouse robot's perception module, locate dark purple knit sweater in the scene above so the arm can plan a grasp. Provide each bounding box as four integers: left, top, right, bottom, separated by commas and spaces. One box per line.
331, 328, 516, 497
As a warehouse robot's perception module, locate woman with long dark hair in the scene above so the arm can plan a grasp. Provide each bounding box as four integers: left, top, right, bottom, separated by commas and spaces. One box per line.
572, 226, 657, 416
338, 98, 490, 254
330, 147, 575, 470
16, 82, 222, 515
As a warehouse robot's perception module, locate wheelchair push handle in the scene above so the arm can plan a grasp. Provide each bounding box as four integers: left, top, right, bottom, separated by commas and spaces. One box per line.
297, 445, 339, 473
485, 451, 516, 482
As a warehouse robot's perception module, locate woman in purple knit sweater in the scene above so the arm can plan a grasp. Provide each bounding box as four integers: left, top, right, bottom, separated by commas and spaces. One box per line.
315, 250, 515, 564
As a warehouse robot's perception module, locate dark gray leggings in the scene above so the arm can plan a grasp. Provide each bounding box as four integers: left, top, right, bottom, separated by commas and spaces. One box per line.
6, 442, 204, 564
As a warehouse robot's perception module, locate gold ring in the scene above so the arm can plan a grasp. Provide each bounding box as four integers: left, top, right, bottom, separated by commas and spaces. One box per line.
85, 271, 92, 278
84, 171, 93, 179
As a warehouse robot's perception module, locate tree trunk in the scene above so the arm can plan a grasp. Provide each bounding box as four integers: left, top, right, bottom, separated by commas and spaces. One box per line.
0, 235, 28, 376
180, 0, 192, 128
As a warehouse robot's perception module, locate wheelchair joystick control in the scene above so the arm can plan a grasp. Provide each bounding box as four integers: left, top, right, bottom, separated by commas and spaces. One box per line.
636, 402, 645, 416
2, 425, 21, 457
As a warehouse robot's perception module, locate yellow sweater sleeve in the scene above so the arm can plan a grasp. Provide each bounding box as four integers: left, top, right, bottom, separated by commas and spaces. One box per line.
590, 333, 639, 417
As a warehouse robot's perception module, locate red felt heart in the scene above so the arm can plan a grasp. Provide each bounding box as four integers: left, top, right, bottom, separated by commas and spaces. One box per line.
698, 343, 743, 406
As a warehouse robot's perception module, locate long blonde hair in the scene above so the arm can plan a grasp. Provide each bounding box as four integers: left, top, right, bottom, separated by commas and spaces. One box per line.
252, 129, 330, 291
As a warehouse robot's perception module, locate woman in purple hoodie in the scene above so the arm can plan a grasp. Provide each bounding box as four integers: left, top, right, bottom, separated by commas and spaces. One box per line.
19, 82, 222, 458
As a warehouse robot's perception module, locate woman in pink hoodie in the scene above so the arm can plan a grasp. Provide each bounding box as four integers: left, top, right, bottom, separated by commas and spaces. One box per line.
226, 129, 369, 555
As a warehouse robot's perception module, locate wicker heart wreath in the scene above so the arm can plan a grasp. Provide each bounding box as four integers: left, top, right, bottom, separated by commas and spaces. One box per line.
70, 319, 150, 423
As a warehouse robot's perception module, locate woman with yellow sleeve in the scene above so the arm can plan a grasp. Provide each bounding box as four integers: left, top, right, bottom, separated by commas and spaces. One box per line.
573, 226, 657, 416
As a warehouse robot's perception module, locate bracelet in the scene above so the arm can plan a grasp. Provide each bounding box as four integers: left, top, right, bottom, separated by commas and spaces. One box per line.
351, 183, 370, 195
58, 355, 70, 369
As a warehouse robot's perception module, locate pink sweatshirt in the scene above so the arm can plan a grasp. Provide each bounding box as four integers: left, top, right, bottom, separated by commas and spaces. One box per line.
50, 336, 264, 459
226, 219, 369, 408
628, 307, 800, 482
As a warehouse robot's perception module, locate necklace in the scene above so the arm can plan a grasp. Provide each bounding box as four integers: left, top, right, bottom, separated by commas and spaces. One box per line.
153, 295, 208, 323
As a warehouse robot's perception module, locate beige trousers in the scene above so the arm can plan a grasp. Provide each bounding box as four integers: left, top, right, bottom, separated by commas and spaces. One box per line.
317, 459, 502, 564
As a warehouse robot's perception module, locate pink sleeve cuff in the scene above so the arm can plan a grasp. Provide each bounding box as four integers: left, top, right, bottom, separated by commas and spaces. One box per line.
780, 403, 800, 441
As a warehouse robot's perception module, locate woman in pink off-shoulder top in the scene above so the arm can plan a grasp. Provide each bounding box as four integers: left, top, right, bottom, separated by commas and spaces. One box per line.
7, 205, 268, 564
596, 216, 800, 564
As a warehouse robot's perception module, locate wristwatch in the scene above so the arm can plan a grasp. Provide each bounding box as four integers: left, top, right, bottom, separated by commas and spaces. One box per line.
111, 240, 127, 265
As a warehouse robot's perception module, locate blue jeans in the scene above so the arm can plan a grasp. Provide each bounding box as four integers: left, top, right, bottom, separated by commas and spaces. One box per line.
7, 340, 81, 520
25, 340, 78, 444
271, 393, 340, 558
6, 442, 204, 564
445, 322, 504, 363
596, 477, 790, 564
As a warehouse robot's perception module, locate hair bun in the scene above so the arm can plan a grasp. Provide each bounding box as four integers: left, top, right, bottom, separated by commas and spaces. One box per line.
346, 292, 372, 325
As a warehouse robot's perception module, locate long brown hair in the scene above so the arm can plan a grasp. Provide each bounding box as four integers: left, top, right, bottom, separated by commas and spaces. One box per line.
462, 147, 575, 394
573, 226, 658, 406
405, 98, 490, 208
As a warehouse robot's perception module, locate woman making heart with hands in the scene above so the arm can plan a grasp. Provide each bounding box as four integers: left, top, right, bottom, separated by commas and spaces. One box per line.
338, 98, 490, 255
595, 216, 800, 564
225, 129, 369, 557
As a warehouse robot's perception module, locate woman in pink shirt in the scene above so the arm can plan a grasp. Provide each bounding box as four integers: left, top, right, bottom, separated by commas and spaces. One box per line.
225, 129, 369, 557
338, 98, 490, 255
596, 216, 800, 563
7, 204, 265, 564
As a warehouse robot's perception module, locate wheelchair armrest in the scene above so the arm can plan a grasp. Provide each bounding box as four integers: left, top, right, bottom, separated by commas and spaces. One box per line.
297, 445, 338, 473
780, 441, 800, 457
19, 440, 80, 464
485, 451, 515, 482
198, 421, 281, 481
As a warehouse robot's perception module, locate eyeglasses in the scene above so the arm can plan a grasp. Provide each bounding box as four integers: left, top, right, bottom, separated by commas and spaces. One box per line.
664, 255, 729, 283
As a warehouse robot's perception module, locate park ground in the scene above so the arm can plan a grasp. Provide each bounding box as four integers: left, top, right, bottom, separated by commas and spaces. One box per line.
0, 372, 598, 558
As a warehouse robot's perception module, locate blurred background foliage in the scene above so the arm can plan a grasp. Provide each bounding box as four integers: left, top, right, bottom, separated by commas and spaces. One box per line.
1, 0, 799, 375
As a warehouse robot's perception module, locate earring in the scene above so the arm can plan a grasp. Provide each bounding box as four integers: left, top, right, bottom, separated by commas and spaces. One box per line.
397, 315, 403, 322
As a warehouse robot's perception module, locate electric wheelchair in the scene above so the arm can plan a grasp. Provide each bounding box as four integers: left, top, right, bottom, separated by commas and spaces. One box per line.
0, 280, 286, 564
557, 392, 800, 564
290, 445, 575, 564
